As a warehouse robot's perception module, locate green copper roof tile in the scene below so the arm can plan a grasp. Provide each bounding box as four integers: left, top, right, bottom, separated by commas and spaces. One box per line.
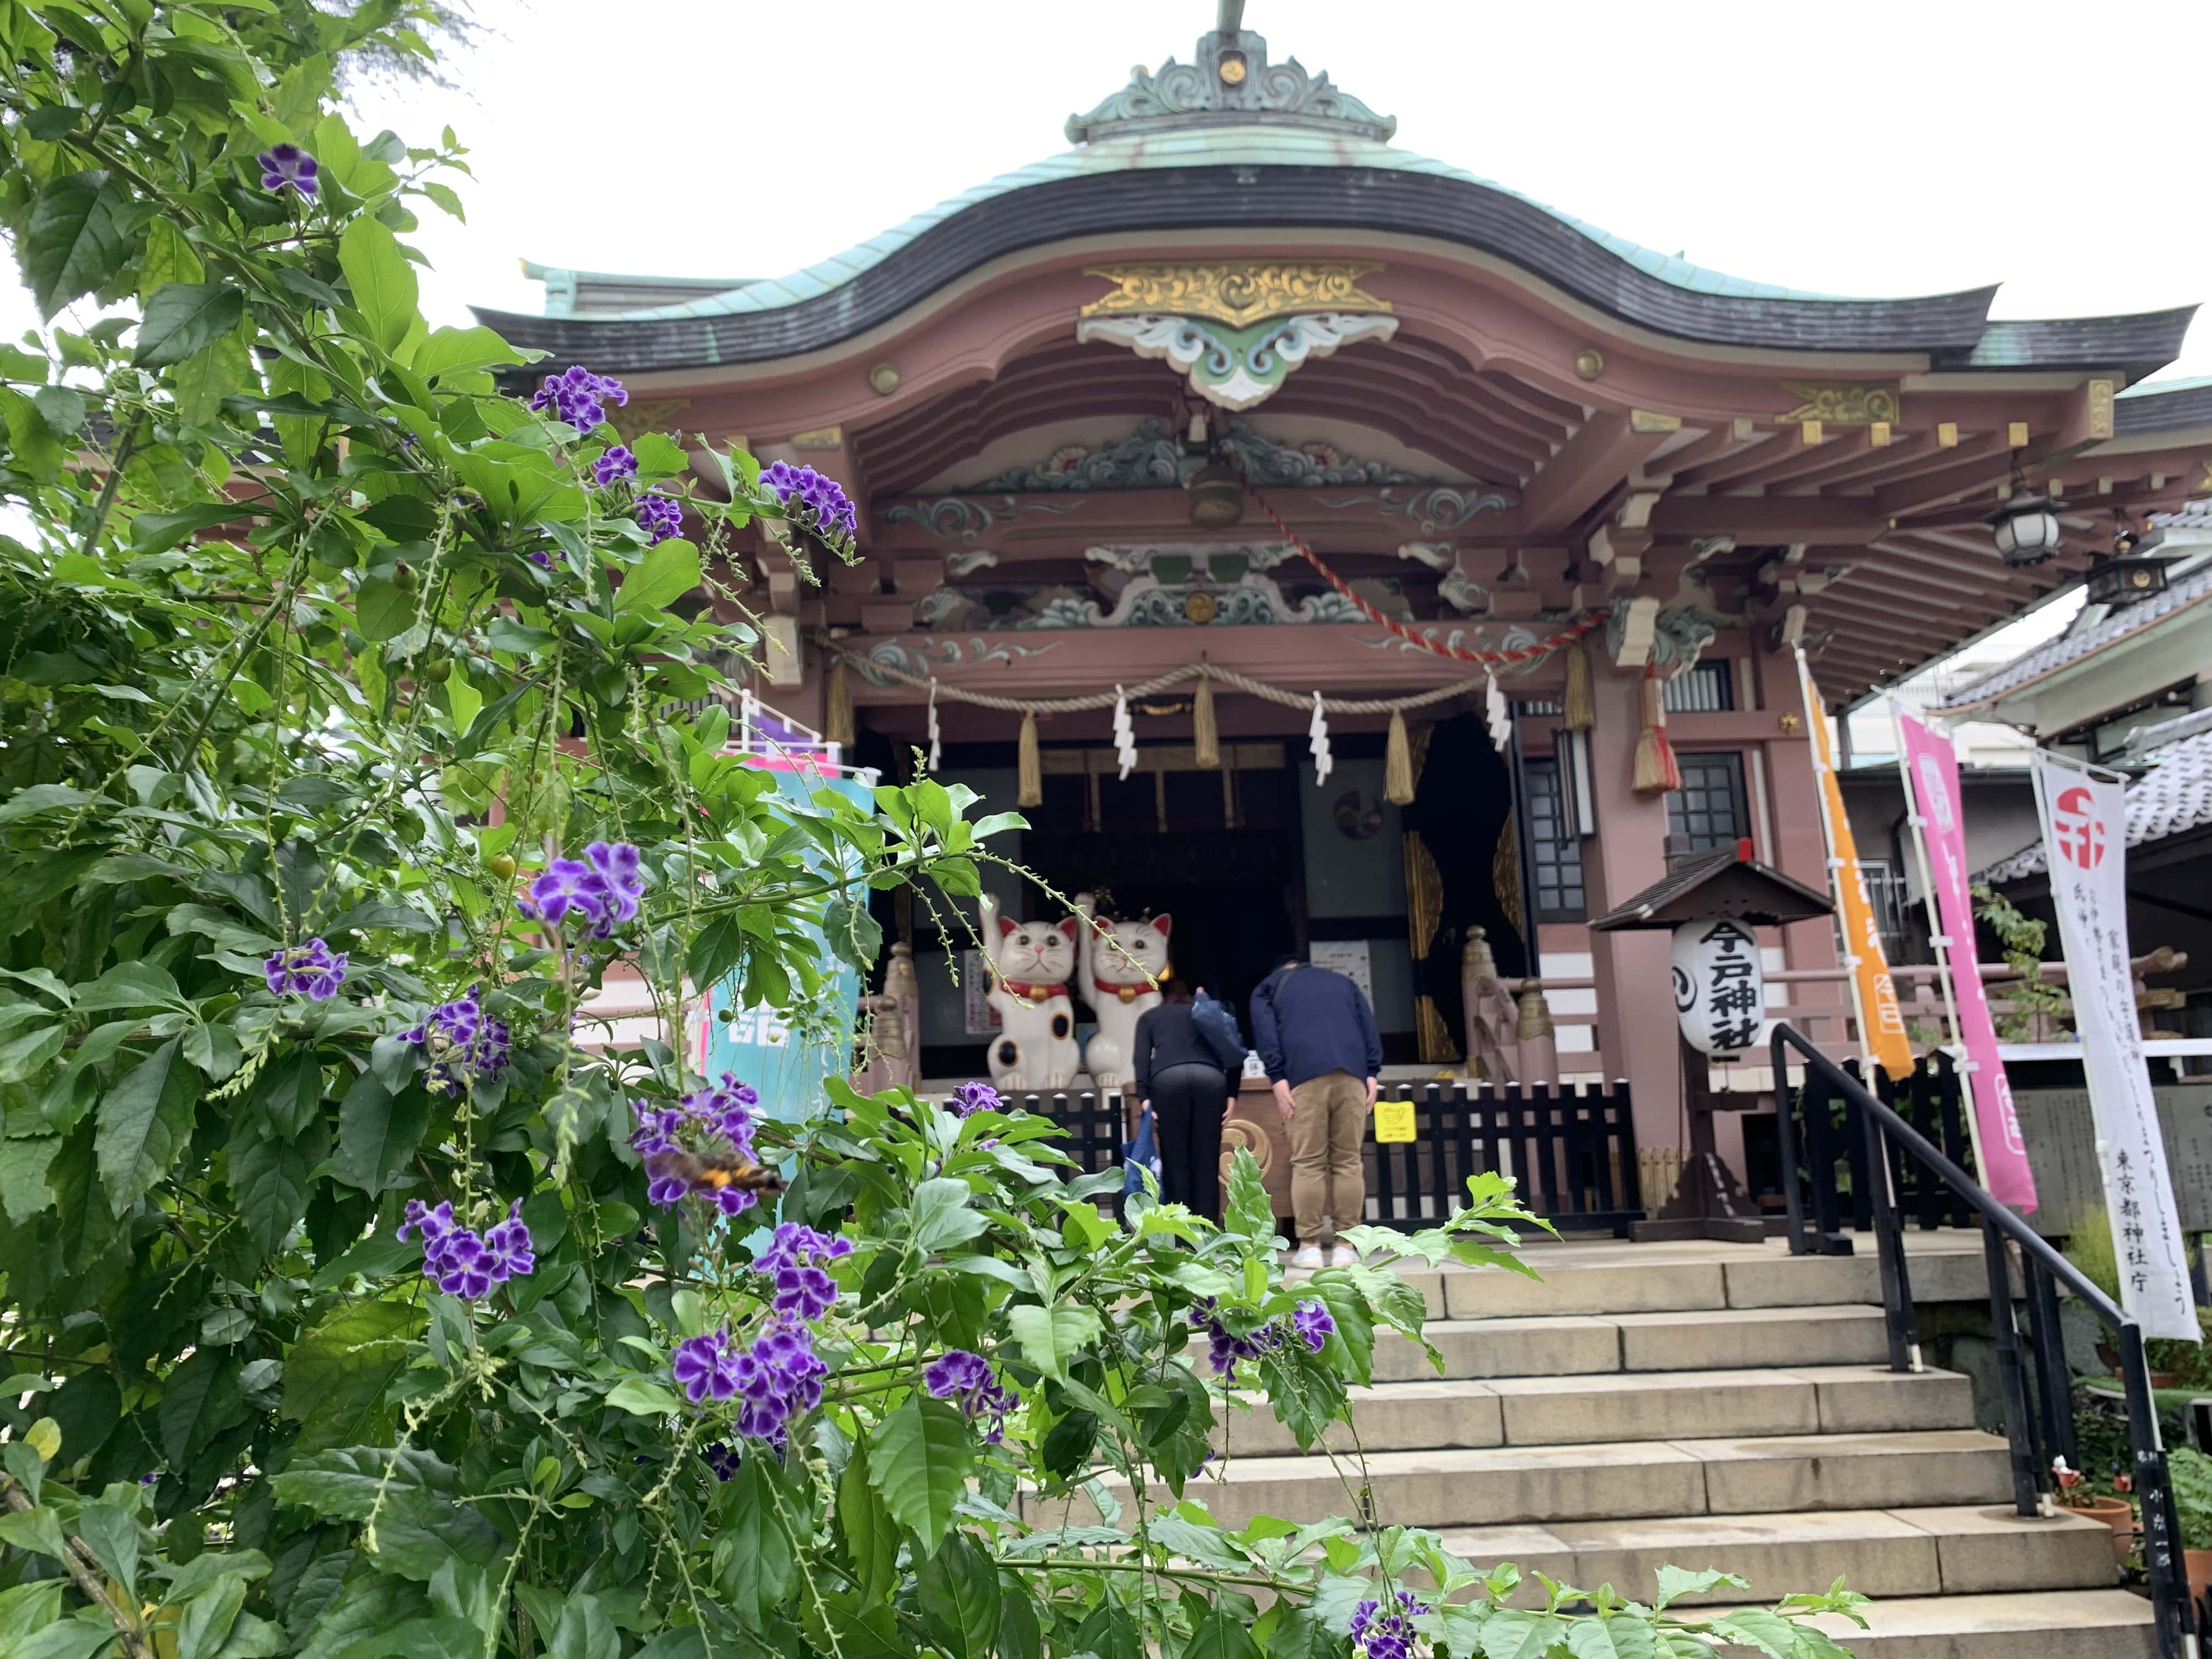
570, 125, 1884, 324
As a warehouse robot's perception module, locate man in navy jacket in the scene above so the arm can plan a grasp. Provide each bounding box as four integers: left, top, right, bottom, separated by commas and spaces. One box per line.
1249, 955, 1382, 1266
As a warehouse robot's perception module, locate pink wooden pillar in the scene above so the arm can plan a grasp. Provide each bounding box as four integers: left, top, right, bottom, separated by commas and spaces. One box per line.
1581, 665, 1683, 1156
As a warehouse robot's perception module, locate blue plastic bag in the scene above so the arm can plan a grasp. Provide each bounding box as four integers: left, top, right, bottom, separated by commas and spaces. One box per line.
1122, 1105, 1159, 1197
1192, 990, 1246, 1072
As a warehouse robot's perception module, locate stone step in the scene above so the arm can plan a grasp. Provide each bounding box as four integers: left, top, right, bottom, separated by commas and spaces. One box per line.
1216, 1365, 1977, 1458
1374, 1304, 1890, 1383
1365, 1244, 2007, 1323
1432, 1504, 2119, 1609
1048, 1430, 2012, 1532
1701, 1590, 2154, 1659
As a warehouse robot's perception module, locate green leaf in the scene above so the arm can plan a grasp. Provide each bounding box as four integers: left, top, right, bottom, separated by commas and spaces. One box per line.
172, 324, 256, 428
411, 326, 520, 382
1478, 1612, 1567, 1659
95, 1037, 199, 1214
15, 1611, 121, 1659
909, 1175, 988, 1255
543, 1598, 618, 1659
603, 1378, 681, 1418
139, 218, 205, 300
1706, 1612, 1798, 1659
1224, 1148, 1274, 1244
298, 1576, 430, 1659
337, 218, 420, 356
0, 784, 92, 826
177, 1575, 248, 1659
333, 1070, 427, 1193
130, 503, 247, 555
837, 1441, 899, 1602
867, 1395, 973, 1554
715, 1459, 796, 1632
612, 536, 699, 615
0, 1135, 61, 1222
33, 385, 86, 436
1565, 1616, 1658, 1659
1005, 1303, 1102, 1383
915, 1532, 999, 1659
75, 1502, 142, 1596
24, 171, 134, 318
1185, 1612, 1263, 1659
281, 1296, 421, 1452
78, 961, 186, 1011
158, 1550, 272, 1605
228, 1131, 313, 1252
271, 1450, 499, 1582
159, 1347, 246, 1469
0, 388, 65, 483
354, 574, 416, 642
1652, 1567, 1749, 1613
133, 284, 246, 369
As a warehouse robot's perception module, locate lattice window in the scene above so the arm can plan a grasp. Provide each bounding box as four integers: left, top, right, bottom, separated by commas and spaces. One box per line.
1667, 751, 1750, 857
1523, 757, 1586, 921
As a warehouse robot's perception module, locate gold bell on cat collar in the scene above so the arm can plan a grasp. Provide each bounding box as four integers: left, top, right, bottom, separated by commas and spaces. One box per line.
1186, 464, 1244, 528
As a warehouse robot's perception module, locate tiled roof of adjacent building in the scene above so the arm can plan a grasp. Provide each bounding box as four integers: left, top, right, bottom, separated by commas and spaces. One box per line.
1931, 557, 2212, 713
1979, 720, 2212, 882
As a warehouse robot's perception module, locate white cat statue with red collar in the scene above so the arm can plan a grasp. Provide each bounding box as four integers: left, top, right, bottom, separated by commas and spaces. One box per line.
977, 891, 1080, 1093
1072, 891, 1169, 1090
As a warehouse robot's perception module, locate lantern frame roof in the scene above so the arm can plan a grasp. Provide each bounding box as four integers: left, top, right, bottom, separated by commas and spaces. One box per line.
1588, 838, 1835, 932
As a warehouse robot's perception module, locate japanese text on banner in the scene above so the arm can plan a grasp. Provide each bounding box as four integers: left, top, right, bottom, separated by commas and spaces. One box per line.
2032, 753, 2195, 1339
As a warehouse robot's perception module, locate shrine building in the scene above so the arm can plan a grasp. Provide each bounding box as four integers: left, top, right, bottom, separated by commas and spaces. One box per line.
478, 4, 2212, 1185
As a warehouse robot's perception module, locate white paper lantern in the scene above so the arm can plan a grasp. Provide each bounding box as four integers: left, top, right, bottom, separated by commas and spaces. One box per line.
1671, 917, 1769, 1056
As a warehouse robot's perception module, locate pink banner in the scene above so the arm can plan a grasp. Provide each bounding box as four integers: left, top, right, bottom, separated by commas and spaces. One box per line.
1897, 717, 2036, 1209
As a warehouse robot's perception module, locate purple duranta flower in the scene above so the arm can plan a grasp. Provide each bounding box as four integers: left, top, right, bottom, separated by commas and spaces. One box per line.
592, 445, 638, 487
401, 986, 510, 1095
759, 460, 857, 552
397, 1195, 534, 1301
528, 364, 628, 433
924, 1349, 1016, 1444
947, 1080, 1001, 1118
257, 143, 318, 197
634, 489, 684, 546
264, 938, 347, 1001
1292, 1297, 1335, 1353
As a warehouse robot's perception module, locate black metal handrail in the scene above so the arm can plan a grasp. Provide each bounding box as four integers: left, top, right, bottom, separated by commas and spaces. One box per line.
1768, 1023, 2199, 1658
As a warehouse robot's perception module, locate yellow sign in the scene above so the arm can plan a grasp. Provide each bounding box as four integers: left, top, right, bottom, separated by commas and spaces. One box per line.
1797, 655, 1915, 1080
1373, 1098, 1417, 1143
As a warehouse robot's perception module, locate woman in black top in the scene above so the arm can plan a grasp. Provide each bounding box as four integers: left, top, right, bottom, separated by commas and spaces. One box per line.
1133, 978, 1233, 1222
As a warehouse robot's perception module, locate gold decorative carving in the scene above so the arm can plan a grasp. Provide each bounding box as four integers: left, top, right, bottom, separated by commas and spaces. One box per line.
1574, 349, 1605, 381
1404, 830, 1444, 958
2086, 378, 2115, 441
607, 398, 691, 443
1628, 408, 1681, 434
1774, 381, 1901, 427
1182, 590, 1218, 624
868, 363, 901, 396
791, 425, 844, 452
1079, 261, 1390, 328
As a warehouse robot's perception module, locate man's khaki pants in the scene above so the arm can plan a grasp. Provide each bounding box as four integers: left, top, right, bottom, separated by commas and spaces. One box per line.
1285, 1070, 1367, 1244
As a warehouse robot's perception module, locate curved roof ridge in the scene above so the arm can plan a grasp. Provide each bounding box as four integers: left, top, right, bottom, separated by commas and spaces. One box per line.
539, 127, 1971, 327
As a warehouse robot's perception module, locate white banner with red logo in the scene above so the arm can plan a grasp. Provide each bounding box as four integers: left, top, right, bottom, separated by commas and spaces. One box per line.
2032, 752, 2196, 1338
1898, 718, 2038, 1209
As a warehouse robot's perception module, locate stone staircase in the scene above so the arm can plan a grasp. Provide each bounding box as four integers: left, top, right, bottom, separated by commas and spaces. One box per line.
1094, 1240, 2152, 1656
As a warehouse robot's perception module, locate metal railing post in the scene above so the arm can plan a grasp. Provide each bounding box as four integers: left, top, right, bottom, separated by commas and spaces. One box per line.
1859, 1095, 1920, 1372
1984, 1224, 2039, 1515
1768, 1028, 1809, 1256
2025, 1255, 2076, 1475
2123, 1323, 2200, 1658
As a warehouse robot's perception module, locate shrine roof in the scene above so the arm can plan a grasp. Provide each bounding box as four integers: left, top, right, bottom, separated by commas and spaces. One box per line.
1588, 839, 1833, 932
1932, 556, 2212, 714
479, 121, 2191, 380
1980, 722, 2212, 882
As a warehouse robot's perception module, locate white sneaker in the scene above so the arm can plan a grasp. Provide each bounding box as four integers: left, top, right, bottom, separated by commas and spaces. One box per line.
1329, 1245, 1359, 1267
1289, 1245, 1325, 1270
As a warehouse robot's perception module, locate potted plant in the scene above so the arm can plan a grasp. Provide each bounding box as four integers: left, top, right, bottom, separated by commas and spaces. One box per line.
2055, 1455, 2138, 1564
2171, 1446, 2212, 1611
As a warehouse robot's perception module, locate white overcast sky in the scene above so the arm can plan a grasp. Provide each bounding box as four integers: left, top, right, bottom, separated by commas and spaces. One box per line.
345, 0, 2212, 387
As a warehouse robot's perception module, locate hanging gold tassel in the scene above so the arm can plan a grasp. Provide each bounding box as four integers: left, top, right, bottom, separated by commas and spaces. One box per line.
1632, 663, 1683, 794
1563, 641, 1595, 731
1384, 709, 1415, 805
825, 656, 855, 751
1017, 711, 1042, 808
1192, 673, 1220, 769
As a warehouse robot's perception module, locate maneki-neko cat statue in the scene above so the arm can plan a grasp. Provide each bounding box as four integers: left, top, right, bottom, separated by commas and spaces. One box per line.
1072, 891, 1170, 1090
976, 891, 1080, 1093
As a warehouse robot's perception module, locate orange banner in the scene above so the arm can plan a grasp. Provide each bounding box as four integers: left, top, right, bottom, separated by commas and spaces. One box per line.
1797, 656, 1914, 1079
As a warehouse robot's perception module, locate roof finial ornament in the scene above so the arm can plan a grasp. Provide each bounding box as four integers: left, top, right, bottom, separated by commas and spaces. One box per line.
1065, 4, 1395, 145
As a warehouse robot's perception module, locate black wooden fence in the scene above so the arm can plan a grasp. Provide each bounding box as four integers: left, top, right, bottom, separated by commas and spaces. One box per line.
1366, 1080, 1642, 1238
1008, 1079, 1642, 1237
1784, 1050, 1976, 1252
